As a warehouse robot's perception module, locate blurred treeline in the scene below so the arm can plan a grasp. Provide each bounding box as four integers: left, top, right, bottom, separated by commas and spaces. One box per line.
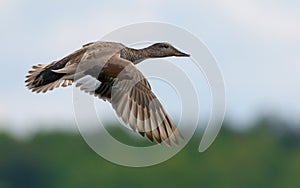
0, 118, 300, 188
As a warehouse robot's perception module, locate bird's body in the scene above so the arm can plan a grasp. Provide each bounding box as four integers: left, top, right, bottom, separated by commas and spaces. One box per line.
25, 41, 190, 145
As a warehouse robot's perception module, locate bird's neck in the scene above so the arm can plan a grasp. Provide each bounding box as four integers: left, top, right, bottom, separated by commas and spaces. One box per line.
120, 47, 153, 64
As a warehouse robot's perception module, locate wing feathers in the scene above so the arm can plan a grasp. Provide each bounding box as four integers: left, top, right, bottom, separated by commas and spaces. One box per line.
27, 46, 183, 146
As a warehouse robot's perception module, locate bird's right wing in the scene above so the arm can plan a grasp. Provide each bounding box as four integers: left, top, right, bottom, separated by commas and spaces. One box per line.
76, 53, 183, 145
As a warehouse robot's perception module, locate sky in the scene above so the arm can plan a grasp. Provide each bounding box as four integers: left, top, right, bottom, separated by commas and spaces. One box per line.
0, 0, 299, 136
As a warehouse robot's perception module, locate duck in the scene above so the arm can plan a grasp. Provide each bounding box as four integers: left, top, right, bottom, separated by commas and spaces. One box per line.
25, 41, 190, 146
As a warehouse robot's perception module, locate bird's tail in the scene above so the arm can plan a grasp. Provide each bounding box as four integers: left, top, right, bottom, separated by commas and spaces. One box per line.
25, 62, 73, 93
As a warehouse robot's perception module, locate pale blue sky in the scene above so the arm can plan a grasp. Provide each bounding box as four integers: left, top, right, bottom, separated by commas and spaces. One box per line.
0, 0, 299, 135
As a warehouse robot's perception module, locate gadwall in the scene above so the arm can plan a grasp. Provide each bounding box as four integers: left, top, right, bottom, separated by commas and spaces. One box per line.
25, 41, 190, 145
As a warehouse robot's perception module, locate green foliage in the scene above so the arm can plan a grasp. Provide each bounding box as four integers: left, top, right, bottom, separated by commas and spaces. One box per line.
0, 121, 300, 188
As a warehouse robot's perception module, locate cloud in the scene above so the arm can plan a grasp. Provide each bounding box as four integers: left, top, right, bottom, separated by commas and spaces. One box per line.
40, 0, 164, 52
0, 0, 11, 8
214, 0, 300, 42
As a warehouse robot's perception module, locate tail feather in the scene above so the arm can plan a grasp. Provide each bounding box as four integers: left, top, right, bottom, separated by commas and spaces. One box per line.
25, 62, 73, 93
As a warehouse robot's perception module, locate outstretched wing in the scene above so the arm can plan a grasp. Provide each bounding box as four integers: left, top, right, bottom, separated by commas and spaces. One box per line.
76, 53, 183, 145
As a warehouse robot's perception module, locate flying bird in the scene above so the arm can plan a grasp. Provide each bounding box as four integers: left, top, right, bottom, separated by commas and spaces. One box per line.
25, 41, 190, 145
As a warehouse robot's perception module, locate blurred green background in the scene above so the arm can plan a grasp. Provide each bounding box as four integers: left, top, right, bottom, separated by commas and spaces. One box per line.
1, 118, 300, 188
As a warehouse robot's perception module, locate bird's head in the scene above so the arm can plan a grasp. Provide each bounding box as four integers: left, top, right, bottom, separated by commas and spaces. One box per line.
145, 42, 190, 58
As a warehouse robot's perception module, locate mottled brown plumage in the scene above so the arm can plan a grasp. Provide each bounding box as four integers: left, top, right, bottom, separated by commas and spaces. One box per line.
25, 41, 190, 146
